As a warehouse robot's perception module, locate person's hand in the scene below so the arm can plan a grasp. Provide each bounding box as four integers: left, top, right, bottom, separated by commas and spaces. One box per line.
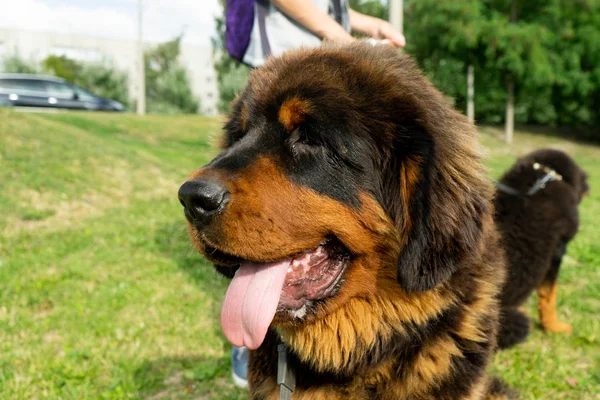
348, 10, 406, 48
322, 26, 355, 44
372, 20, 406, 48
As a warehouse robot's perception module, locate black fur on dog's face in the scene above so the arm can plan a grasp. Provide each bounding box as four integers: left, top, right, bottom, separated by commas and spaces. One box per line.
180, 43, 491, 345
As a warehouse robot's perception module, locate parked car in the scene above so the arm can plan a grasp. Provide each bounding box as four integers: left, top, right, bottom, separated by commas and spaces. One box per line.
0, 74, 125, 111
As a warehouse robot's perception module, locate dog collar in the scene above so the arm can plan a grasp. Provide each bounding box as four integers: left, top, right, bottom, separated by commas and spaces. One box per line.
277, 343, 296, 400
526, 163, 563, 195
494, 162, 563, 197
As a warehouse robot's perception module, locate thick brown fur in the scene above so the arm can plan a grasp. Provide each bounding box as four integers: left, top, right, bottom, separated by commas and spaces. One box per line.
181, 43, 512, 399
495, 148, 589, 349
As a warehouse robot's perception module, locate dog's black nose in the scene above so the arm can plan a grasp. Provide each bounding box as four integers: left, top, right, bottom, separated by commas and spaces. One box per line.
178, 178, 229, 222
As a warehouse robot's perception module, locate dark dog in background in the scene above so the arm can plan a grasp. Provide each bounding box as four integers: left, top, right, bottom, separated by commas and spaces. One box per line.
494, 148, 589, 349
179, 43, 514, 399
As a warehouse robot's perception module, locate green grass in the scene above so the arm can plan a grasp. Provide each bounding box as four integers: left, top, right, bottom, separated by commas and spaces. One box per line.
0, 109, 598, 399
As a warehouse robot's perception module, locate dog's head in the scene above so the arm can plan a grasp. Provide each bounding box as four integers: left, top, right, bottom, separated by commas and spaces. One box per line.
179, 43, 491, 350
526, 148, 590, 201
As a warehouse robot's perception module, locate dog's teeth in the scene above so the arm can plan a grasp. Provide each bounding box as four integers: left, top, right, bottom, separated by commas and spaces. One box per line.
290, 304, 308, 319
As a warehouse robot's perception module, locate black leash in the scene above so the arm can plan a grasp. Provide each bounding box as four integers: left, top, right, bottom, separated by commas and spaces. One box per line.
277, 343, 296, 400
494, 181, 521, 196
494, 162, 562, 197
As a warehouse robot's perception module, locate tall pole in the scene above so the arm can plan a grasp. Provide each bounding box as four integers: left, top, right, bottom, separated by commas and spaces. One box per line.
389, 0, 403, 34
467, 64, 475, 123
505, 77, 514, 144
504, 0, 517, 144
137, 0, 146, 115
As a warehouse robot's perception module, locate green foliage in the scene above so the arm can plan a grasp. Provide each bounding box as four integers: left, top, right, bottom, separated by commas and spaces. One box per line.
77, 63, 130, 109
2, 53, 130, 107
41, 55, 130, 108
349, 0, 388, 20
216, 62, 251, 114
1, 54, 39, 74
3, 39, 201, 115
405, 0, 600, 138
406, 0, 481, 59
145, 36, 200, 114
42, 55, 82, 82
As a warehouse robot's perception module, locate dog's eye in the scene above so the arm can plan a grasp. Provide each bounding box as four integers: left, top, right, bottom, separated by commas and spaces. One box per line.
294, 126, 313, 145
288, 126, 321, 158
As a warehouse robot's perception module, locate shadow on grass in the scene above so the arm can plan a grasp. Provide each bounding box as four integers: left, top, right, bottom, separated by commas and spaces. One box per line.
134, 355, 246, 400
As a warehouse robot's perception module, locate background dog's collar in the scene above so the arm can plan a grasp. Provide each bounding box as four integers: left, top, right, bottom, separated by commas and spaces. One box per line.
277, 343, 296, 400
494, 162, 563, 197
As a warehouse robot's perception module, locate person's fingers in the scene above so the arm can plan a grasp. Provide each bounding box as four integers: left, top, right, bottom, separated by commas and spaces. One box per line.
388, 32, 406, 48
378, 23, 406, 48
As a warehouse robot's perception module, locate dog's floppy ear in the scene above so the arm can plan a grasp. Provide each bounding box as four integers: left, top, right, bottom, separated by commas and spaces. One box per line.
380, 67, 491, 292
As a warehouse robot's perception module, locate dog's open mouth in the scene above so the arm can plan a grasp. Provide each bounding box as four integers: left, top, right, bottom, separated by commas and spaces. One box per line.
281, 239, 349, 308
215, 238, 350, 350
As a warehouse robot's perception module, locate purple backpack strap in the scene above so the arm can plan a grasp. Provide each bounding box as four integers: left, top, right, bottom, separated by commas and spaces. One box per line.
256, 0, 272, 58
225, 0, 255, 61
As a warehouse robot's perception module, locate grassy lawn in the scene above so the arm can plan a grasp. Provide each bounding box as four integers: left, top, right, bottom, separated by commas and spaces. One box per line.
0, 109, 598, 399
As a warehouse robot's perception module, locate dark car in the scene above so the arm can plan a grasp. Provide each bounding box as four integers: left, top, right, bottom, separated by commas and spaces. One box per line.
0, 74, 125, 111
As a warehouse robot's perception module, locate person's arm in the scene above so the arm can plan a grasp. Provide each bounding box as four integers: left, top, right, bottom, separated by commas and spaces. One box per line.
270, 0, 354, 43
349, 9, 406, 47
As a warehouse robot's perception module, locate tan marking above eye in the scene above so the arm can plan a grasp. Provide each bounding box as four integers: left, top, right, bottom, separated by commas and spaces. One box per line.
279, 98, 311, 132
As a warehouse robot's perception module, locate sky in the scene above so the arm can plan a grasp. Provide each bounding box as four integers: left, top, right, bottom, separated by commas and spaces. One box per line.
0, 0, 222, 47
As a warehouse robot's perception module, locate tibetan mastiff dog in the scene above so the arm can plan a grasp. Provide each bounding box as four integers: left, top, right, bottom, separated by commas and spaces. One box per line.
178, 43, 513, 399
495, 149, 589, 349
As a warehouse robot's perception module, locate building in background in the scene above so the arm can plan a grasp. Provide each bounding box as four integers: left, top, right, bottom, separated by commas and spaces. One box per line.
0, 28, 218, 115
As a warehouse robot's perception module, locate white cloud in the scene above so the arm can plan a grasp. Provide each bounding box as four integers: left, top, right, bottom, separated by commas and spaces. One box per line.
0, 0, 222, 46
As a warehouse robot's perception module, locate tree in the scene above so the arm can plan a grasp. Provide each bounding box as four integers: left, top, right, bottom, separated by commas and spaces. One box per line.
144, 36, 200, 114
77, 63, 130, 109
42, 55, 82, 82
1, 54, 39, 74
504, 0, 517, 144
542, 0, 600, 134
404, 0, 597, 138
475, 1, 555, 143
405, 0, 482, 108
41, 55, 130, 108
350, 0, 388, 20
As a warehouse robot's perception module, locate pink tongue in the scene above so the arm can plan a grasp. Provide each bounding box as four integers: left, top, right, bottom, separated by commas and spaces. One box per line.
221, 260, 290, 350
